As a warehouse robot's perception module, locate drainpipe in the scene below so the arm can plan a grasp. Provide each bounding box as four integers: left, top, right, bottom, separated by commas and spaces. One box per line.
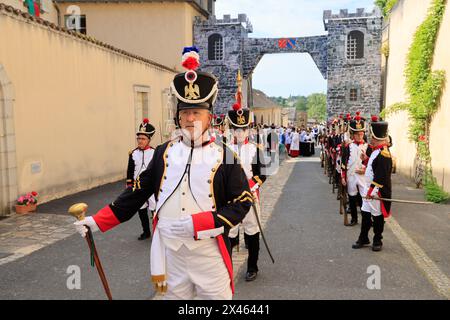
53, 0, 61, 27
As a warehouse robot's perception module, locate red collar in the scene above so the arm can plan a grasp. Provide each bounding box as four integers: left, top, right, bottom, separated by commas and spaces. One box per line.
353, 140, 365, 146
138, 145, 152, 151
202, 136, 216, 147
372, 143, 387, 151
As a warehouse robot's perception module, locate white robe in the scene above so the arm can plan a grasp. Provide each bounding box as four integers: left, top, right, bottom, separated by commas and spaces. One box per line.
290, 132, 300, 151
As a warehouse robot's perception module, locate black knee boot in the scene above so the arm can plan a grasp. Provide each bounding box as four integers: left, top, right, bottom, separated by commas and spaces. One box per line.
245, 232, 260, 281
356, 192, 362, 208
352, 211, 372, 249
348, 195, 359, 225
138, 208, 151, 240
372, 215, 385, 251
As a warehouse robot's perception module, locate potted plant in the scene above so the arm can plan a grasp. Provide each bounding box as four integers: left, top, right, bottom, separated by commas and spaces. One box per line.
15, 191, 39, 214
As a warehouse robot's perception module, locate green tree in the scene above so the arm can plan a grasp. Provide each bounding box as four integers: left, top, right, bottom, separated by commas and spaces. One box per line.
295, 96, 307, 111
306, 93, 326, 122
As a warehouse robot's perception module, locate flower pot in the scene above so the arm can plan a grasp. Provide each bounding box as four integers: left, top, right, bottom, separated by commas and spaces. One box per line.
15, 203, 37, 214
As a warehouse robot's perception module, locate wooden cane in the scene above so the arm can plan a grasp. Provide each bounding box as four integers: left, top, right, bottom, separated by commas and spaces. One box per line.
69, 203, 113, 300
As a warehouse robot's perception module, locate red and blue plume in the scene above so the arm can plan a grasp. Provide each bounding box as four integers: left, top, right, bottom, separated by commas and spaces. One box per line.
371, 115, 379, 122
182, 46, 200, 71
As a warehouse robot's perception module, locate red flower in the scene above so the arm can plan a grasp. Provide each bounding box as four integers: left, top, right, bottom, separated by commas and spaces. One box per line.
419, 135, 427, 142
31, 191, 38, 197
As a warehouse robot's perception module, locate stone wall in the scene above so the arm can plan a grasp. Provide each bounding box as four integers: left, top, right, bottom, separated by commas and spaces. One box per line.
324, 8, 383, 118
194, 8, 383, 120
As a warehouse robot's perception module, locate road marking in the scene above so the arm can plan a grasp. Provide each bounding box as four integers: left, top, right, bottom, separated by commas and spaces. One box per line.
387, 217, 450, 299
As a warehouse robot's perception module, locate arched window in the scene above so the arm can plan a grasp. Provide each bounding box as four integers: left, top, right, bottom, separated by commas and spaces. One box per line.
208, 34, 224, 60
347, 30, 364, 59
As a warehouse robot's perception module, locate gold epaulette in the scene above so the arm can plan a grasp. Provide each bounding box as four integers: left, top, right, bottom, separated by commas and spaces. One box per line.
381, 147, 391, 158
128, 149, 133, 155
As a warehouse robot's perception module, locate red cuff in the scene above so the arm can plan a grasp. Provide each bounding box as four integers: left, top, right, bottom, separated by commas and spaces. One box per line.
191, 211, 214, 240
248, 179, 256, 190
93, 205, 121, 232
367, 186, 374, 197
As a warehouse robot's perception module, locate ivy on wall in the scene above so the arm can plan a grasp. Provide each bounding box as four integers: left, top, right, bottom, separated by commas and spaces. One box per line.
382, 0, 449, 202
375, 0, 400, 17
381, 0, 448, 202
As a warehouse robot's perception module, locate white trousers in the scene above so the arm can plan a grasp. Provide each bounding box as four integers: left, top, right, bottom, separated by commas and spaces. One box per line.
347, 173, 366, 196
163, 241, 232, 300
228, 206, 259, 238
361, 185, 382, 217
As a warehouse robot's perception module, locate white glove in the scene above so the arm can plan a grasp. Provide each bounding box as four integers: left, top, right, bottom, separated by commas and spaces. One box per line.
169, 216, 194, 238
74, 216, 99, 238
250, 183, 259, 193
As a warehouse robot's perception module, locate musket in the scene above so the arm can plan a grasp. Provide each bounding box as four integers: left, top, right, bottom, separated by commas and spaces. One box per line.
250, 194, 275, 264
68, 203, 113, 300
363, 196, 435, 205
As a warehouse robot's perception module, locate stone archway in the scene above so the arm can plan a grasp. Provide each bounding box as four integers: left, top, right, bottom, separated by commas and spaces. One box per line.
194, 8, 383, 118
0, 64, 18, 216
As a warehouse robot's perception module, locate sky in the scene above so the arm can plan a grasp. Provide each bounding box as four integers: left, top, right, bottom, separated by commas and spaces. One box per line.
215, 0, 376, 98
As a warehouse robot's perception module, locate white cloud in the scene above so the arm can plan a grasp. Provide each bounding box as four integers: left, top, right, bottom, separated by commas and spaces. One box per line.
215, 0, 376, 97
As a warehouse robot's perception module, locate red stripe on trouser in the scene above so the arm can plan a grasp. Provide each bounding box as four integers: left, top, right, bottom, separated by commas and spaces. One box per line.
217, 235, 234, 294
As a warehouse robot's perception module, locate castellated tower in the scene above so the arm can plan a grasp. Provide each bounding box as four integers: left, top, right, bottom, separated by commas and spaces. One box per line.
324, 7, 383, 118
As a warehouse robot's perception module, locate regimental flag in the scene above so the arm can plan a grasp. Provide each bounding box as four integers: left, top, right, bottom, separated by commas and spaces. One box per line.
278, 38, 296, 49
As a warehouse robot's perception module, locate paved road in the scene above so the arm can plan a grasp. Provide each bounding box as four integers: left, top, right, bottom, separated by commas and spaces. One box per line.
233, 154, 448, 300
0, 150, 448, 299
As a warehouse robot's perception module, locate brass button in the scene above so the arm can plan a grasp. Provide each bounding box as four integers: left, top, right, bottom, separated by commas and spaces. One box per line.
170, 143, 173, 147
208, 194, 212, 198
207, 179, 212, 184
164, 176, 167, 180
166, 163, 169, 167
211, 168, 216, 172
182, 208, 185, 211
165, 154, 169, 159
182, 192, 186, 195
212, 205, 216, 209
160, 189, 163, 192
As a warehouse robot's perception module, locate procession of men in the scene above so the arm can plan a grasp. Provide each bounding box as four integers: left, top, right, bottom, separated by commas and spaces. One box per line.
72, 46, 393, 300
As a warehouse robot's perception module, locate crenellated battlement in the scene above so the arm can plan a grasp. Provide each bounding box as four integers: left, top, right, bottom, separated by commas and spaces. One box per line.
323, 7, 381, 21
195, 13, 253, 32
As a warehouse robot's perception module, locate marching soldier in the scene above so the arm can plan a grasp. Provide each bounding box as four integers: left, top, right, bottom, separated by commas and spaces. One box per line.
127, 118, 157, 240
352, 115, 392, 252
226, 82, 270, 282
74, 46, 252, 299
341, 112, 368, 226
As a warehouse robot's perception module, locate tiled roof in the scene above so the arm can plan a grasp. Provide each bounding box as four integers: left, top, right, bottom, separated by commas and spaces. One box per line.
0, 3, 177, 73
252, 89, 281, 109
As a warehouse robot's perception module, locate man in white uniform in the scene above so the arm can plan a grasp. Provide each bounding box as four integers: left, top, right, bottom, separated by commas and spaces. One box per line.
341, 113, 368, 226
226, 93, 270, 282
126, 118, 157, 240
74, 46, 252, 299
